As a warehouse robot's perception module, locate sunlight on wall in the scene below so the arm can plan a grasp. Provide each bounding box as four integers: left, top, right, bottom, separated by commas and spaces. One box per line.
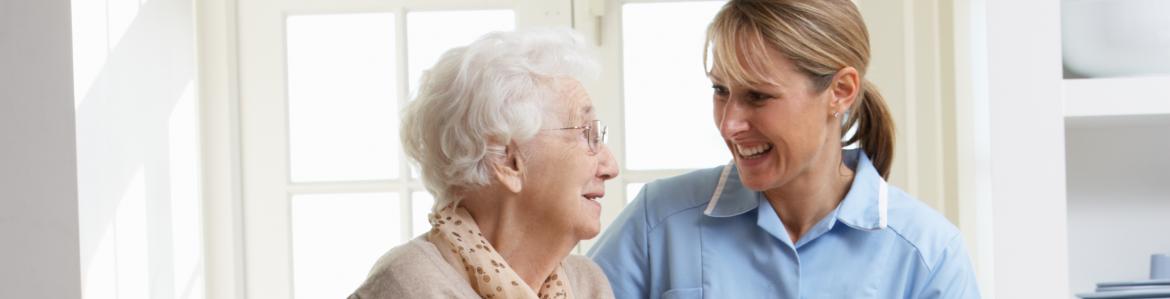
106, 0, 139, 49
70, 0, 108, 110
72, 0, 201, 298
84, 221, 117, 299
70, 0, 145, 110
169, 81, 204, 299
119, 169, 149, 299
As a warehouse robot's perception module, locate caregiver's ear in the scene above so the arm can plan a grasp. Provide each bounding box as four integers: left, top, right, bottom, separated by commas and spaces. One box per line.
828, 66, 860, 112
489, 142, 524, 193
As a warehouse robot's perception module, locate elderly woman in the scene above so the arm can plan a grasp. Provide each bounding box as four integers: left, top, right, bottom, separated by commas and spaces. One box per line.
350, 28, 618, 299
589, 0, 979, 298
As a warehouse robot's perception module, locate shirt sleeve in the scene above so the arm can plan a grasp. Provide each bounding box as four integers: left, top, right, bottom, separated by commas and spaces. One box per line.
918, 234, 981, 299
588, 184, 652, 299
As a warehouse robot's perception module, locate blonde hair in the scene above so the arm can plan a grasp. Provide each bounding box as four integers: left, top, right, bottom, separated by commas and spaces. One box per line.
704, 0, 895, 178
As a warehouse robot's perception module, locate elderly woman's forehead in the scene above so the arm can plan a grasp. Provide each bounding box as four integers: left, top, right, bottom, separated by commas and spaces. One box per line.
551, 79, 592, 115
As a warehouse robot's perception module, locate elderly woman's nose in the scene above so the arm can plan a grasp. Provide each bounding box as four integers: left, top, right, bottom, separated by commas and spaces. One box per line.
596, 145, 619, 180
719, 100, 751, 136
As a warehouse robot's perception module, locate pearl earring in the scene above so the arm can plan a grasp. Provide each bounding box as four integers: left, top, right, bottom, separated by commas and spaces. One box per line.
833, 111, 840, 119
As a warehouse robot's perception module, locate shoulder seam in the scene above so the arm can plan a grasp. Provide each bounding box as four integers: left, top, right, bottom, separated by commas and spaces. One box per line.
885, 225, 960, 273
934, 233, 963, 275
638, 177, 711, 233
646, 203, 706, 233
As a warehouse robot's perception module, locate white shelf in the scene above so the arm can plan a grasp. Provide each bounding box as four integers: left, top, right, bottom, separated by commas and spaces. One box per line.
1065, 121, 1170, 295
1063, 75, 1170, 117
1063, 76, 1170, 296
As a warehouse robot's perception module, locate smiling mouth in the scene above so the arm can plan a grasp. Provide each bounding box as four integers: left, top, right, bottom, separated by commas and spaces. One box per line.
735, 143, 774, 159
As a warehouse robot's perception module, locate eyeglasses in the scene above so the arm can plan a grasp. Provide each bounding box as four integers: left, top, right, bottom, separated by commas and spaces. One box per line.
548, 119, 608, 155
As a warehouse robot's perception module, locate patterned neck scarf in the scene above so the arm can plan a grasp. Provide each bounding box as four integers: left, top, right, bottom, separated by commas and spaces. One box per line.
427, 204, 573, 299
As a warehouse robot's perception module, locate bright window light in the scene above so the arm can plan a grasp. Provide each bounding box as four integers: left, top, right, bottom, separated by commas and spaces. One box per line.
411, 191, 435, 238
406, 10, 515, 97
291, 193, 399, 299
626, 182, 645, 204
622, 2, 730, 170
286, 13, 399, 182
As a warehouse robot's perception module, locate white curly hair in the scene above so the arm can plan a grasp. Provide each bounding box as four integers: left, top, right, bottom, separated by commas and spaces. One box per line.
400, 27, 600, 211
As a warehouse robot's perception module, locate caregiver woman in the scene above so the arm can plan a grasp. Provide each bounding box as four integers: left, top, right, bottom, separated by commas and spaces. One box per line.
588, 0, 979, 298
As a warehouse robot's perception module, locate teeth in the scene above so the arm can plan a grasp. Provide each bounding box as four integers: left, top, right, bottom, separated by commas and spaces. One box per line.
736, 143, 773, 157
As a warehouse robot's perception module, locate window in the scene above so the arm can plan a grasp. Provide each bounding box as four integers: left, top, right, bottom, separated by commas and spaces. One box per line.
240, 4, 517, 297
239, 0, 733, 295
571, 0, 729, 253
592, 2, 728, 243
284, 11, 515, 298
622, 1, 729, 171
287, 13, 400, 183
290, 193, 398, 299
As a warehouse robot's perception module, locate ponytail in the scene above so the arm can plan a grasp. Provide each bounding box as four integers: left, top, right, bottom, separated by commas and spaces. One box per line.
844, 79, 895, 179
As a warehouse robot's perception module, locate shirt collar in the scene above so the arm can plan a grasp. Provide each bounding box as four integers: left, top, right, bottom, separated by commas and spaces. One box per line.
836, 149, 889, 231
703, 149, 889, 231
702, 161, 758, 217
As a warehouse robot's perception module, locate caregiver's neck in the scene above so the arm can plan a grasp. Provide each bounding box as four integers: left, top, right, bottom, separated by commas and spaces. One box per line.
763, 149, 855, 245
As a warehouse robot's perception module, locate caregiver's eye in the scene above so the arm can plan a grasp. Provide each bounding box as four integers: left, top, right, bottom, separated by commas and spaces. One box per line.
747, 91, 772, 103
712, 85, 729, 96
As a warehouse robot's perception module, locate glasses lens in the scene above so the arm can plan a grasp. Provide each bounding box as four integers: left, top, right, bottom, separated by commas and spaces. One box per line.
587, 120, 606, 153
600, 124, 608, 145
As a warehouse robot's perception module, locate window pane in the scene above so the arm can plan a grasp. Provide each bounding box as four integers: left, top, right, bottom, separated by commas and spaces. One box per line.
287, 13, 399, 182
291, 193, 399, 299
626, 182, 645, 204
407, 10, 515, 97
411, 191, 435, 238
623, 2, 730, 170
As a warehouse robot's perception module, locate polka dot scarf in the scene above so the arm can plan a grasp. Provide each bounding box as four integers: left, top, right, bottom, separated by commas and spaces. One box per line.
427, 204, 573, 299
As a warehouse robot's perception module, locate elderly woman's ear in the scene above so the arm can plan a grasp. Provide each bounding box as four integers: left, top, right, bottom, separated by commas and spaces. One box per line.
490, 142, 524, 194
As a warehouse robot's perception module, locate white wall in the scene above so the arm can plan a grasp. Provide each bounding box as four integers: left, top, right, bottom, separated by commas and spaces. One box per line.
0, 0, 83, 298
979, 0, 1071, 297
1066, 116, 1170, 294
70, 0, 204, 298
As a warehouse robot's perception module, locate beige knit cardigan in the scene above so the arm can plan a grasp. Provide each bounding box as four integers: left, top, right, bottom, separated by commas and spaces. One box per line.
349, 236, 615, 299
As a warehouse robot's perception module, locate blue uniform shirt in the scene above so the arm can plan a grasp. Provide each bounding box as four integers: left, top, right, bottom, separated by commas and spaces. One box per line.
588, 150, 979, 298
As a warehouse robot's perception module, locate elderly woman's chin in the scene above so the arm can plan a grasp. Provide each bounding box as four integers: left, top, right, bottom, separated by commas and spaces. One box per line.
576, 197, 603, 239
